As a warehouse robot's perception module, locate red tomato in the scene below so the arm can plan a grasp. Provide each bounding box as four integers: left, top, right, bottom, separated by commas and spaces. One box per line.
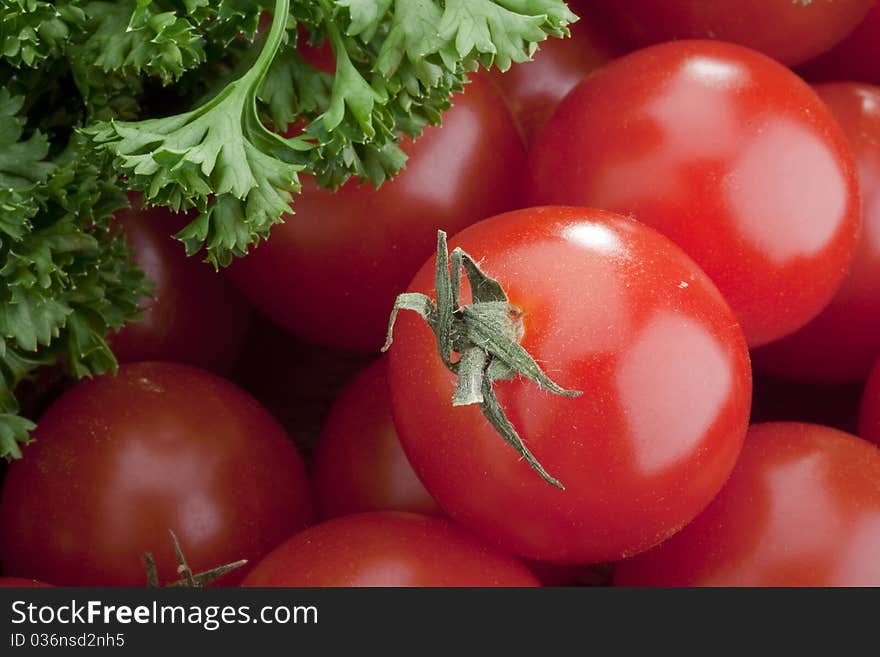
490, 7, 619, 145
799, 2, 880, 86
387, 206, 752, 564
110, 202, 252, 374
857, 356, 880, 446
751, 83, 880, 383
0, 578, 52, 587
311, 358, 441, 519
0, 362, 313, 586
528, 40, 861, 348
226, 73, 527, 352
613, 422, 880, 586
241, 512, 539, 587
595, 0, 874, 67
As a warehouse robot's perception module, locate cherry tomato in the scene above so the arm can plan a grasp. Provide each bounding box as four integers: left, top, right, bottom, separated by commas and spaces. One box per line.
226, 73, 527, 353
241, 511, 540, 587
857, 356, 880, 446
0, 578, 52, 587
528, 40, 861, 348
311, 358, 441, 519
110, 202, 252, 374
490, 6, 619, 145
595, 0, 874, 67
613, 422, 880, 586
387, 206, 752, 564
0, 362, 313, 586
751, 83, 880, 383
799, 2, 880, 86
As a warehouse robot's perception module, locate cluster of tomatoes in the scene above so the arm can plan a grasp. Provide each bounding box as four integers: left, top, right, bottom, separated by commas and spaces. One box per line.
3, 0, 880, 588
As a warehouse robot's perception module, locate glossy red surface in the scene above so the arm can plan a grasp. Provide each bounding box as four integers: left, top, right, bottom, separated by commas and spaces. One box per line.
311, 358, 441, 519
799, 2, 880, 86
528, 40, 861, 347
227, 74, 527, 352
614, 422, 880, 586
241, 512, 540, 587
596, 0, 874, 66
387, 206, 752, 564
110, 203, 252, 374
753, 83, 880, 383
0, 363, 313, 586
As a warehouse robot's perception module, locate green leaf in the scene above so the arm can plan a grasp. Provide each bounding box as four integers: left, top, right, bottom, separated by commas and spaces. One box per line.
0, 0, 85, 68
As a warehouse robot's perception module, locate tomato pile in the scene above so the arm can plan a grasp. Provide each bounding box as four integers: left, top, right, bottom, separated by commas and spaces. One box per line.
4, 0, 880, 588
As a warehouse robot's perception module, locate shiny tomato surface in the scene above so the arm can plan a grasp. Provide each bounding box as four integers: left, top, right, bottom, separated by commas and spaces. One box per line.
0, 363, 313, 586
614, 422, 880, 586
387, 206, 752, 564
596, 0, 874, 66
110, 203, 252, 374
753, 83, 880, 383
242, 512, 540, 587
528, 40, 860, 348
311, 358, 440, 519
227, 74, 526, 352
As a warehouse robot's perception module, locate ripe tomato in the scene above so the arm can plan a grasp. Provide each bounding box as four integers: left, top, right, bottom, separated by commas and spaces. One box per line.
0, 362, 313, 586
490, 6, 619, 145
226, 74, 527, 353
110, 202, 252, 374
857, 356, 880, 446
241, 512, 539, 587
594, 0, 874, 67
386, 206, 752, 564
528, 40, 860, 348
311, 358, 441, 519
613, 422, 880, 586
799, 2, 880, 86
752, 83, 880, 383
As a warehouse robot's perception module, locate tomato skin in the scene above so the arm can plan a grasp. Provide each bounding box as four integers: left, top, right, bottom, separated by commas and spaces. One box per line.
595, 0, 874, 67
110, 203, 252, 374
751, 84, 880, 383
799, 2, 880, 86
490, 8, 618, 145
387, 206, 752, 564
528, 40, 861, 348
0, 578, 52, 587
241, 512, 539, 587
614, 422, 880, 587
311, 358, 441, 519
0, 362, 313, 587
226, 74, 527, 353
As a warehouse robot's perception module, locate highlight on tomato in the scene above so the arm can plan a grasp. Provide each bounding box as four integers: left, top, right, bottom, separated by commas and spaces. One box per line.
528, 40, 861, 348
752, 82, 880, 383
613, 422, 880, 587
0, 362, 314, 587
241, 511, 540, 587
384, 205, 752, 565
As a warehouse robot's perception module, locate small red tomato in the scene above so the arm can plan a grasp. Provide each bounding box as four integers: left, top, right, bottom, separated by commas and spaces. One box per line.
111, 202, 252, 374
490, 7, 619, 145
226, 73, 527, 352
614, 422, 880, 587
528, 40, 861, 347
752, 83, 880, 383
311, 358, 441, 519
595, 0, 874, 67
799, 2, 880, 86
387, 206, 752, 564
0, 362, 313, 586
242, 512, 540, 587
